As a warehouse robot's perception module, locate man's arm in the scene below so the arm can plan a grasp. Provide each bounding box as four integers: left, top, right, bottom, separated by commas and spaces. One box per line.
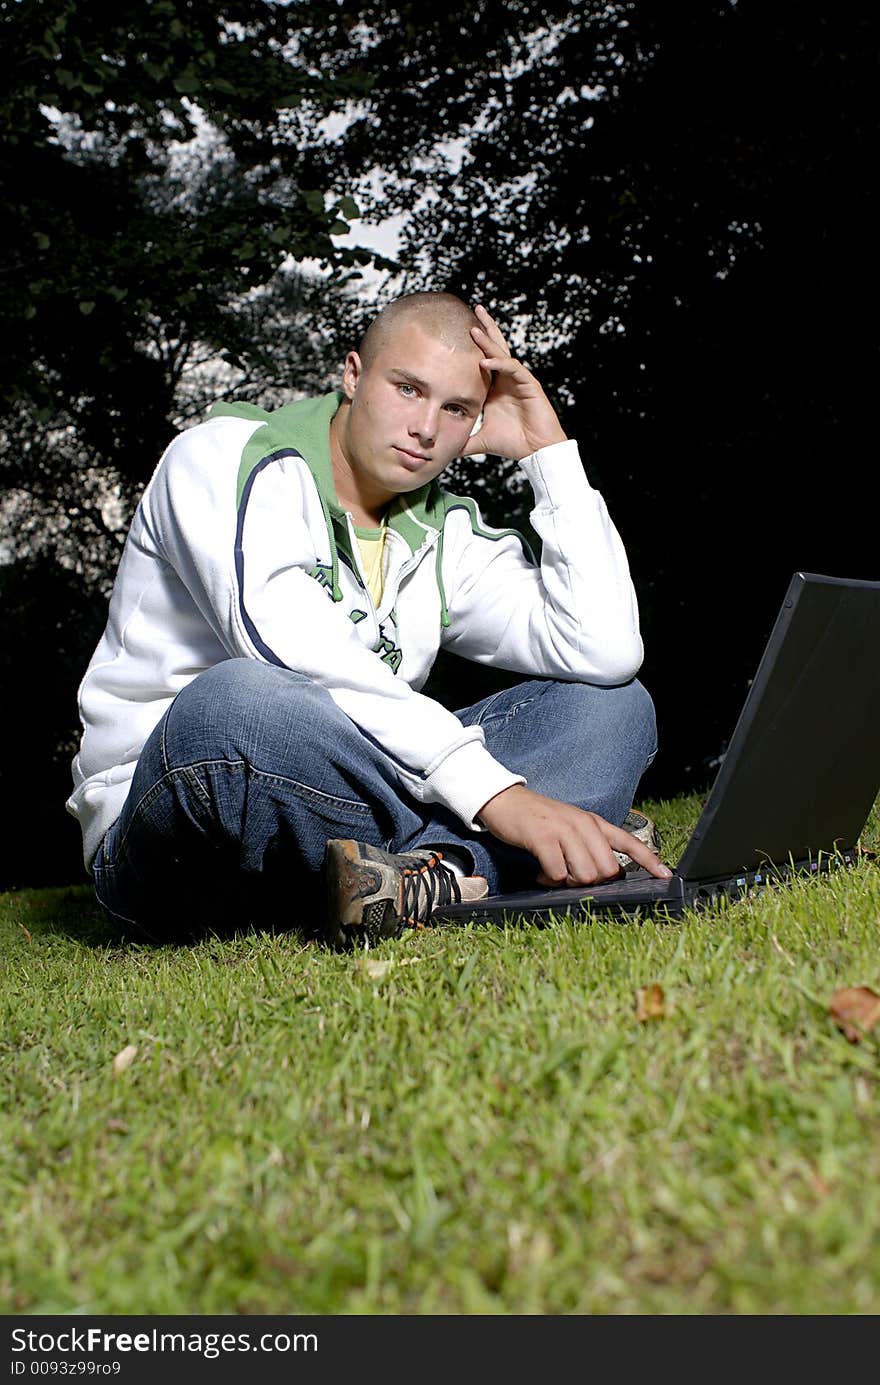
461, 308, 668, 886
442, 306, 642, 685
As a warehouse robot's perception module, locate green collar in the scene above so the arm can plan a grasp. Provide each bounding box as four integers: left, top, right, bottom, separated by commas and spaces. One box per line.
211, 391, 446, 556
209, 392, 531, 630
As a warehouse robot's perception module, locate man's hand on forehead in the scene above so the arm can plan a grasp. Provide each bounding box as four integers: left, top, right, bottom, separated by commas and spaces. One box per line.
462, 305, 567, 461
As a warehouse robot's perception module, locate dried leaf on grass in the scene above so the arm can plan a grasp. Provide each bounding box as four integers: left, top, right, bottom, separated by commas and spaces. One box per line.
112, 1044, 139, 1074
18, 924, 32, 942
635, 983, 666, 1022
354, 953, 439, 981
356, 958, 395, 981
829, 986, 880, 1043
507, 1222, 554, 1274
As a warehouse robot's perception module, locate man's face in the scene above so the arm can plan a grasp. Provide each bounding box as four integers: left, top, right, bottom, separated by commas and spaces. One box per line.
339, 319, 489, 506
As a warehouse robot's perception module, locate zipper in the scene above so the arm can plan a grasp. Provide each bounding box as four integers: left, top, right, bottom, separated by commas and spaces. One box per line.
344, 513, 380, 642
344, 514, 439, 628
375, 527, 439, 620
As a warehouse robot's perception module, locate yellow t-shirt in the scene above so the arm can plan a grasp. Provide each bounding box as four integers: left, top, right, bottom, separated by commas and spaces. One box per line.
355, 522, 387, 605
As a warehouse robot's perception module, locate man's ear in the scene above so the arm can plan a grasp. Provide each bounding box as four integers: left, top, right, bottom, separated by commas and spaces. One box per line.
341, 351, 363, 401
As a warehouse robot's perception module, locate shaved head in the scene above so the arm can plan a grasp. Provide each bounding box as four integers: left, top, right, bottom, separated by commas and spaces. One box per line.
358, 291, 481, 367
330, 291, 491, 523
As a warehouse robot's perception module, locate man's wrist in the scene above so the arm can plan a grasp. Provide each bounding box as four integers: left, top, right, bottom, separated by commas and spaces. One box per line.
476, 782, 527, 826
515, 430, 568, 459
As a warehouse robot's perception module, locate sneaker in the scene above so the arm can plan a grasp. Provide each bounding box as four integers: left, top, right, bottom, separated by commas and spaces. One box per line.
323, 839, 489, 949
612, 810, 661, 873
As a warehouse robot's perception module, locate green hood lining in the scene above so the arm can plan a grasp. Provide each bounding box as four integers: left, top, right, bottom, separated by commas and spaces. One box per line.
210, 393, 534, 628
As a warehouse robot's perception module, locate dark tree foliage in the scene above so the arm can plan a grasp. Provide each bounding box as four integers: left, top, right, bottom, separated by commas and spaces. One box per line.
1, 0, 378, 481
0, 0, 383, 887
0, 560, 109, 887
298, 0, 880, 794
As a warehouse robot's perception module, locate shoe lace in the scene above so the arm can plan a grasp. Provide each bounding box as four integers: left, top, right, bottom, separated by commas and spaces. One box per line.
400, 852, 461, 928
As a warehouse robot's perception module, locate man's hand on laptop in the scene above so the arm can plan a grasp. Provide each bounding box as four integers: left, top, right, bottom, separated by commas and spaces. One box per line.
477, 784, 673, 887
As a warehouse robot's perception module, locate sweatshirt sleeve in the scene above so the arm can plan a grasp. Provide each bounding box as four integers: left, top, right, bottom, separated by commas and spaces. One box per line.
441, 439, 643, 684
143, 428, 523, 829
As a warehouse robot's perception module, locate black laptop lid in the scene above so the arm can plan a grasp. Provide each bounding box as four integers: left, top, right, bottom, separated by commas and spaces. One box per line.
676, 572, 880, 881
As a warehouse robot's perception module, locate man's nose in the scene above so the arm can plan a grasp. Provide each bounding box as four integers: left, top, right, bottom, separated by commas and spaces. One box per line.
409, 404, 438, 445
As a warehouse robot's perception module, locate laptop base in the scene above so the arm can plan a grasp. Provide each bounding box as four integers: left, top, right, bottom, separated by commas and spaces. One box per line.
432, 849, 859, 928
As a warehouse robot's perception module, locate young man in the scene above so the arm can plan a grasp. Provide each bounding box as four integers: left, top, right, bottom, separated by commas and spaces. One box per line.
67, 292, 671, 947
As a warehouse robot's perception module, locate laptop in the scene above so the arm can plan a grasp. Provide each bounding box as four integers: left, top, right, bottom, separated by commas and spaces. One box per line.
434, 572, 880, 925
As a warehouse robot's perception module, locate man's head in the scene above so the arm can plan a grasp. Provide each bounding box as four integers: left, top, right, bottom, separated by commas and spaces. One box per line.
330, 291, 491, 520
357, 291, 482, 369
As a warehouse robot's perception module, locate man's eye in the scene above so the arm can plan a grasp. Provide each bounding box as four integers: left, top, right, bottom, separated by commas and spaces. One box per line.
398, 383, 417, 397
445, 404, 465, 417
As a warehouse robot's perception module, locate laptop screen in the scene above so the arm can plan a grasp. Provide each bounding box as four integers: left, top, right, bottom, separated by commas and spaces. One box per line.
676, 572, 880, 881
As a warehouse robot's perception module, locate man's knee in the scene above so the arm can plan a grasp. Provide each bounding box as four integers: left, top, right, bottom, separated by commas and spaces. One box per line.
617, 677, 657, 744
557, 676, 657, 762
558, 673, 654, 722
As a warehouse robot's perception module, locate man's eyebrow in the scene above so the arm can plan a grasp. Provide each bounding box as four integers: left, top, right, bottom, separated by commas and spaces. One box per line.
389, 368, 482, 412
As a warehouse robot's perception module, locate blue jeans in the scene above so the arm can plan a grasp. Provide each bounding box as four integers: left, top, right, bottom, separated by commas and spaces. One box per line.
92, 660, 657, 942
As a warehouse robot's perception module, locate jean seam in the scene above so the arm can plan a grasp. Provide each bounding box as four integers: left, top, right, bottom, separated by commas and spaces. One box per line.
250, 768, 375, 815
107, 757, 375, 866
154, 754, 374, 809
160, 700, 173, 775
91, 868, 138, 927
182, 763, 213, 813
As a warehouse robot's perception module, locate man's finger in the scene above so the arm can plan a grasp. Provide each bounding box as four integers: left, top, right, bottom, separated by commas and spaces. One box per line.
561, 832, 614, 884
471, 310, 512, 357
474, 303, 506, 336
472, 352, 529, 378
536, 859, 618, 888
533, 839, 569, 885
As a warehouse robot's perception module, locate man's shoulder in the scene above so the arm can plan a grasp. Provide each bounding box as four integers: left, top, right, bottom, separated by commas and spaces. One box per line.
430, 485, 522, 538
159, 411, 267, 473
160, 393, 340, 480
422, 483, 535, 562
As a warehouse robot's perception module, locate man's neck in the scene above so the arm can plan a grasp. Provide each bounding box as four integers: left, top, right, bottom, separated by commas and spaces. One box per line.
329, 403, 390, 527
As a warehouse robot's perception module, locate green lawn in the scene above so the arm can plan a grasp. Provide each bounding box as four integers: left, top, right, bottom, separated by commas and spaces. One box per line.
2, 793, 879, 1315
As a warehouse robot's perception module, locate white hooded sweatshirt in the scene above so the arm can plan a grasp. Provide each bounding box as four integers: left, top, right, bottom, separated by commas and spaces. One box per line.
67, 392, 643, 868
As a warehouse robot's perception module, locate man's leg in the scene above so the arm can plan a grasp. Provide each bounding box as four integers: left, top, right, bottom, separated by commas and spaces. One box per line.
93, 663, 657, 939
403, 677, 658, 893
91, 659, 435, 942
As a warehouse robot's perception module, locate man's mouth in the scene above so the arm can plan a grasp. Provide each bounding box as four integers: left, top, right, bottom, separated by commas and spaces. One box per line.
393, 445, 432, 469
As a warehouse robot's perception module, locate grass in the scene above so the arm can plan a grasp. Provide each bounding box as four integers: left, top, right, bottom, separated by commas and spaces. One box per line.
2, 792, 879, 1316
